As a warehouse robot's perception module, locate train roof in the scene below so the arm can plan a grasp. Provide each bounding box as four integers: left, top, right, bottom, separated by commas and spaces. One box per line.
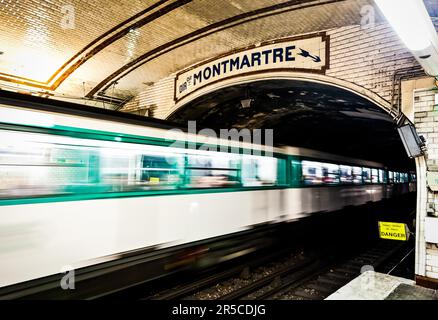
0, 90, 181, 131
282, 146, 385, 168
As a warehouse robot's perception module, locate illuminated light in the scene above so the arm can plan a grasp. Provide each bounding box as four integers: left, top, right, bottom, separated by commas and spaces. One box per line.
240, 98, 252, 109
374, 0, 435, 51
218, 248, 257, 263
126, 28, 140, 62
0, 107, 54, 127
115, 137, 122, 142
11, 6, 64, 80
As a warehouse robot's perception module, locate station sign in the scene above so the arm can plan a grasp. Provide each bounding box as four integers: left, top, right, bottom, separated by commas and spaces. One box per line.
174, 33, 330, 102
378, 221, 410, 241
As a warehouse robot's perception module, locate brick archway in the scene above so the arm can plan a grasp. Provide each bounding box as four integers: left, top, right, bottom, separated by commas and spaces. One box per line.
168, 71, 393, 119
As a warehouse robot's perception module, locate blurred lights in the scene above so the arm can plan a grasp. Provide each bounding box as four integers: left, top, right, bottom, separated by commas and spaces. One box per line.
240, 98, 252, 109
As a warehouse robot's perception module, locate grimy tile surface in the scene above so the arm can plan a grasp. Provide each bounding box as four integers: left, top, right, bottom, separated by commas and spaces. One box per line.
385, 283, 438, 300
326, 271, 415, 300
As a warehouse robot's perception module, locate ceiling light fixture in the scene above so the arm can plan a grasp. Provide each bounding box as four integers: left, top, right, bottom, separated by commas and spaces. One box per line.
240, 98, 252, 109
240, 86, 253, 108
374, 0, 433, 51
374, 0, 438, 76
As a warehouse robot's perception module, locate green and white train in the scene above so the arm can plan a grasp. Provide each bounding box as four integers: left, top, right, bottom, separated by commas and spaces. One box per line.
0, 92, 414, 290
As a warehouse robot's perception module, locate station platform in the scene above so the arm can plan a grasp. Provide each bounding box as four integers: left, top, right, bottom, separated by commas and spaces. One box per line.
326, 271, 438, 300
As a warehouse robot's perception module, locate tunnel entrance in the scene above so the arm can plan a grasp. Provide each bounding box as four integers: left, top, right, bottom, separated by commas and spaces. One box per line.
168, 79, 414, 170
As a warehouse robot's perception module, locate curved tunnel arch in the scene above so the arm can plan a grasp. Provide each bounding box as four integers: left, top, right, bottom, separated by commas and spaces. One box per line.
168, 72, 393, 119
167, 72, 423, 275
167, 73, 415, 170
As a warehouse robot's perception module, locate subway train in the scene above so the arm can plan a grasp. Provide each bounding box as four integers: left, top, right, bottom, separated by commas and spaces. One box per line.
0, 92, 415, 296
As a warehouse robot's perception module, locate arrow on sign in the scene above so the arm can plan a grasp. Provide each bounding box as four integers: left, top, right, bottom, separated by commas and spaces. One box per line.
298, 48, 321, 63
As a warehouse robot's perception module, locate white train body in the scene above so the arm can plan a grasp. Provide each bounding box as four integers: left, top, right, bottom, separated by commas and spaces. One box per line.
0, 102, 413, 288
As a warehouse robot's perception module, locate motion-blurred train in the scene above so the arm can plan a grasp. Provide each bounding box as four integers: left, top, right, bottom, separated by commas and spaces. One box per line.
0, 91, 415, 297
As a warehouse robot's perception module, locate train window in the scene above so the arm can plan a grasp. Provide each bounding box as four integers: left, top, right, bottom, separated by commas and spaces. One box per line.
302, 161, 323, 185
301, 161, 323, 185
379, 169, 386, 183
186, 152, 240, 188
371, 168, 379, 184
388, 171, 394, 183
395, 172, 400, 183
0, 131, 114, 198
0, 130, 186, 198
241, 155, 279, 187
340, 165, 353, 184
410, 173, 417, 182
99, 149, 131, 191
0, 132, 84, 198
140, 154, 183, 188
99, 146, 185, 192
321, 163, 340, 185
0, 129, 229, 199
352, 166, 362, 184
362, 168, 371, 183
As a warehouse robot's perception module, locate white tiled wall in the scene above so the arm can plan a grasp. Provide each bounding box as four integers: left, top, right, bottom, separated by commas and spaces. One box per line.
120, 22, 420, 118
414, 87, 438, 279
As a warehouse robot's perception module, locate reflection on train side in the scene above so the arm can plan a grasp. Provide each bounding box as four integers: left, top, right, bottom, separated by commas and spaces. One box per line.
0, 129, 415, 201
302, 160, 413, 186
0, 130, 281, 199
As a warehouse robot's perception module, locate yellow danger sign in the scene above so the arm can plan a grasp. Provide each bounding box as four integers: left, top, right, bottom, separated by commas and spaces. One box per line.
149, 177, 160, 184
378, 221, 409, 241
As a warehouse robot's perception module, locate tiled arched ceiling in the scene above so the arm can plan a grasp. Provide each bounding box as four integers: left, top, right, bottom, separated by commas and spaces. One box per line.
0, 0, 437, 103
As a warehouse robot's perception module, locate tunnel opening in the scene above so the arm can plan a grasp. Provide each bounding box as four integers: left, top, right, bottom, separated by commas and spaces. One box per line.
167, 78, 418, 281
168, 79, 415, 171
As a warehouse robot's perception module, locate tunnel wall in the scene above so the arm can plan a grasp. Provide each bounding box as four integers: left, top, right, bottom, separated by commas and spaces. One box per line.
120, 22, 419, 118
121, 21, 438, 284
118, 19, 438, 284
411, 82, 438, 283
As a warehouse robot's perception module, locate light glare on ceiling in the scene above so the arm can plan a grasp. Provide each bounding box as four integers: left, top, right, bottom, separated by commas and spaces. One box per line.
374, 0, 434, 51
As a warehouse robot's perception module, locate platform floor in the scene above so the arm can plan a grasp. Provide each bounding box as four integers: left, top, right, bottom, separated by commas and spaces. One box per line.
326, 271, 438, 300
